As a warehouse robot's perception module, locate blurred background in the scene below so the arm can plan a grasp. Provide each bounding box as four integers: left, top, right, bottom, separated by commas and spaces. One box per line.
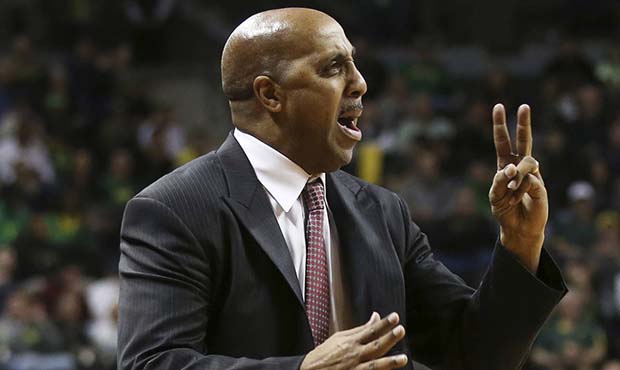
0, 0, 619, 369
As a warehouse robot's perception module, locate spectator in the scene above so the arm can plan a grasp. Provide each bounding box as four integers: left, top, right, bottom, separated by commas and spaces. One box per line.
592, 211, 620, 358
551, 181, 598, 261
462, 159, 496, 219
393, 92, 455, 154
401, 39, 452, 99
0, 117, 55, 187
538, 125, 587, 209
53, 290, 89, 346
602, 360, 620, 370
424, 186, 496, 286
0, 191, 30, 246
481, 66, 517, 110
452, 99, 494, 169
0, 246, 17, 313
43, 65, 71, 139
399, 149, 456, 223
543, 39, 597, 95
14, 214, 57, 278
605, 118, 620, 179
85, 276, 118, 370
531, 289, 607, 370
570, 85, 609, 153
137, 105, 186, 163
0, 287, 73, 370
0, 34, 46, 106
66, 36, 116, 147
100, 148, 137, 210
596, 46, 620, 92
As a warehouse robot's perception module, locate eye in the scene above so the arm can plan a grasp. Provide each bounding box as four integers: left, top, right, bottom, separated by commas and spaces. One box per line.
324, 61, 344, 75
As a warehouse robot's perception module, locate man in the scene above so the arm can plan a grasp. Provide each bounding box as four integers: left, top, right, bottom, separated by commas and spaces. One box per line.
118, 8, 566, 370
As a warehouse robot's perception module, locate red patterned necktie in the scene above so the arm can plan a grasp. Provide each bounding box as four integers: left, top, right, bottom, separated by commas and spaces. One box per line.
302, 179, 330, 347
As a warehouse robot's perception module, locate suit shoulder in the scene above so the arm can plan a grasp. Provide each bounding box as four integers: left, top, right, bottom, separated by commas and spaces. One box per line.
134, 151, 226, 210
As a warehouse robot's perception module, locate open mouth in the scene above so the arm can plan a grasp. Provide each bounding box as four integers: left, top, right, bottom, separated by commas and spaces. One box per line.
337, 114, 362, 141
337, 117, 359, 131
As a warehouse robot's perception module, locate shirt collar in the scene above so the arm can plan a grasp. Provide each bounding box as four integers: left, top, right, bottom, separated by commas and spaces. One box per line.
234, 128, 326, 212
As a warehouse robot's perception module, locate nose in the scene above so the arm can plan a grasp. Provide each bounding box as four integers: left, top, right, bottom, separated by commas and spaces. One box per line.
346, 62, 367, 99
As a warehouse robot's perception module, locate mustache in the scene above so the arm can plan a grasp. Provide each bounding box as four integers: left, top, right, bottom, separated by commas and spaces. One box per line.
339, 101, 363, 115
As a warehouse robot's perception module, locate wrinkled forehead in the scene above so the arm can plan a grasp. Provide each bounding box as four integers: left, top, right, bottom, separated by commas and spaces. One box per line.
289, 18, 353, 59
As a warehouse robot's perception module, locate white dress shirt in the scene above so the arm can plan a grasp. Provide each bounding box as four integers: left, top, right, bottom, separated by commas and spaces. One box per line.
234, 128, 351, 333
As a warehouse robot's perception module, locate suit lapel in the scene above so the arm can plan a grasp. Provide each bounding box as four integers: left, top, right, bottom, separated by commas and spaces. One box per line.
217, 133, 305, 307
327, 172, 404, 327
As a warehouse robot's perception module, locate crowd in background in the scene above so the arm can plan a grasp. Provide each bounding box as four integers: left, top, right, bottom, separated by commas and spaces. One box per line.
0, 1, 619, 370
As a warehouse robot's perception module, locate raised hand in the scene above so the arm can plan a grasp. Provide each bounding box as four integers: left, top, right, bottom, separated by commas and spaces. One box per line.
488, 103, 548, 272
300, 312, 408, 370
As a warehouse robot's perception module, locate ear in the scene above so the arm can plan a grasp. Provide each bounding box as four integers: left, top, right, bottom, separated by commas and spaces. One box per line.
253, 75, 282, 113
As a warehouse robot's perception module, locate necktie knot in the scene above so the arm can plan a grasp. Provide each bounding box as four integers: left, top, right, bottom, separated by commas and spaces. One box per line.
303, 180, 325, 212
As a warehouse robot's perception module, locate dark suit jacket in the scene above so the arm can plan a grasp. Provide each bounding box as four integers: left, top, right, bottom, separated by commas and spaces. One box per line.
118, 133, 567, 370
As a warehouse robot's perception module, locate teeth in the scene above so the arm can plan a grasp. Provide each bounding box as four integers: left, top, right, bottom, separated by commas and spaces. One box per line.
338, 118, 355, 127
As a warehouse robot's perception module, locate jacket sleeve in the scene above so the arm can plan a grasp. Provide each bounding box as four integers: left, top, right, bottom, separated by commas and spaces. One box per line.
394, 195, 567, 370
117, 196, 305, 370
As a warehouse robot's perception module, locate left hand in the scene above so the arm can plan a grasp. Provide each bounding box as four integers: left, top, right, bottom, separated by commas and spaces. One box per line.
488, 103, 548, 272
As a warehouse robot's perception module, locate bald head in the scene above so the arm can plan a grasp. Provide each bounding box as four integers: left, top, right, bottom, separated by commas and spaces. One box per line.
221, 8, 340, 101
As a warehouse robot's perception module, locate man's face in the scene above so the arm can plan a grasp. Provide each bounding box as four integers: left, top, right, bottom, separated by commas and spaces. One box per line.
277, 20, 367, 174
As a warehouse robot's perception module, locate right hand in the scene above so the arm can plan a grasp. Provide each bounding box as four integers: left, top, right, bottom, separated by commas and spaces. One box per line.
300, 312, 408, 370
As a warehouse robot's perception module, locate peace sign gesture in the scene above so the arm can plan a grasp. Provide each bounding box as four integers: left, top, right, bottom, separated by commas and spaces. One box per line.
488, 104, 548, 272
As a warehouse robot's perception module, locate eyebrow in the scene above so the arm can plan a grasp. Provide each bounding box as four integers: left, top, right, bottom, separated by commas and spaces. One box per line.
325, 47, 356, 62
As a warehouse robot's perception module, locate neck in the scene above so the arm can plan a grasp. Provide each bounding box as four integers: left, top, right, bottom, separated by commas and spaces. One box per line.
235, 125, 326, 176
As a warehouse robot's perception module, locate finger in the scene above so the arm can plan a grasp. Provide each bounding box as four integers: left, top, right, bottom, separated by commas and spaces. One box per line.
526, 161, 544, 184
492, 103, 512, 163
509, 174, 533, 206
533, 166, 544, 186
507, 156, 539, 190
342, 312, 380, 336
509, 174, 546, 205
525, 172, 547, 200
355, 355, 408, 370
489, 163, 517, 205
510, 173, 546, 205
356, 312, 400, 343
516, 104, 532, 156
361, 325, 406, 361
